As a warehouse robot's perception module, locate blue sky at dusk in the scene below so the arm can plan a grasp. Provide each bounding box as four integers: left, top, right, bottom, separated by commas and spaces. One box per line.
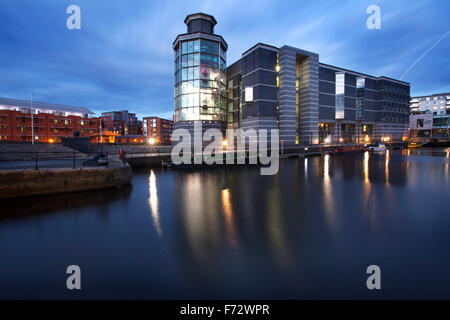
0, 0, 449, 119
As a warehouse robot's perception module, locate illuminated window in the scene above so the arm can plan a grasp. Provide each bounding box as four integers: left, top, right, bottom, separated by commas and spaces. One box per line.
335, 73, 345, 119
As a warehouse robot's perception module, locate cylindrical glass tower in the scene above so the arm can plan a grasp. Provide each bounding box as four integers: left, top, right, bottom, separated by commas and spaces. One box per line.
173, 13, 227, 129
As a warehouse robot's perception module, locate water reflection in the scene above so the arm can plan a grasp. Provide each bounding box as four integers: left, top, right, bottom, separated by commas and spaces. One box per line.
385, 149, 390, 186
2, 150, 450, 299
322, 154, 336, 232
304, 158, 308, 177
0, 185, 132, 222
221, 188, 237, 249
363, 151, 369, 184
148, 170, 162, 237
179, 173, 221, 268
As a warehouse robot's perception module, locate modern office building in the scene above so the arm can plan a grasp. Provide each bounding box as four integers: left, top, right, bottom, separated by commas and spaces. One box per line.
173, 13, 228, 139
143, 116, 173, 145
0, 97, 99, 143
101, 110, 142, 136
227, 44, 410, 145
409, 93, 450, 139
174, 13, 410, 146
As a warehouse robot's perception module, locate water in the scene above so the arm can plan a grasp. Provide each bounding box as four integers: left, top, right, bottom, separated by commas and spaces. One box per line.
0, 148, 449, 299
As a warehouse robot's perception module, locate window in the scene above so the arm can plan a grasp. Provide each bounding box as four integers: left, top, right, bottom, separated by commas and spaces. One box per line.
245, 87, 253, 103
335, 73, 345, 119
356, 78, 365, 120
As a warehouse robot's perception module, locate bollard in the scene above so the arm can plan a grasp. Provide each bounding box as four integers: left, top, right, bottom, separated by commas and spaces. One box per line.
73, 152, 76, 169
35, 152, 38, 170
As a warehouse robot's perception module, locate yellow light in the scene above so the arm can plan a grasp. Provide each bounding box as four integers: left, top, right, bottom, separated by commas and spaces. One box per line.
222, 139, 228, 147
325, 137, 331, 144
275, 65, 280, 72
365, 135, 370, 142
49, 139, 54, 143
148, 138, 156, 145
339, 138, 344, 143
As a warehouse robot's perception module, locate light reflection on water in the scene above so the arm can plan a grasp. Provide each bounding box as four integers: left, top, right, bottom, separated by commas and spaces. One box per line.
149, 170, 162, 237
0, 148, 449, 299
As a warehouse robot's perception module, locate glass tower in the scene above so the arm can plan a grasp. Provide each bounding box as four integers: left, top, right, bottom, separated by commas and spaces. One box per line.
173, 13, 227, 126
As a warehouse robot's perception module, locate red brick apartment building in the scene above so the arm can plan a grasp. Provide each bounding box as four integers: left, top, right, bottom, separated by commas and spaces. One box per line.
143, 117, 173, 145
101, 110, 142, 136
0, 97, 99, 143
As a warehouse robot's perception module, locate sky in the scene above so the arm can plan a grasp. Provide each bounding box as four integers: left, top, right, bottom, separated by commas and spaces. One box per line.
0, 0, 449, 119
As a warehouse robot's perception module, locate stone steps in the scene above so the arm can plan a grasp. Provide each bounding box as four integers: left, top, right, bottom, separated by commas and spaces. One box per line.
0, 144, 88, 161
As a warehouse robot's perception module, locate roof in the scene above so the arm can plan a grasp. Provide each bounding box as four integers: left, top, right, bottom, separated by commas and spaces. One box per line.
0, 97, 94, 114
319, 63, 410, 85
411, 92, 450, 99
241, 43, 279, 57
184, 13, 217, 26
143, 116, 173, 122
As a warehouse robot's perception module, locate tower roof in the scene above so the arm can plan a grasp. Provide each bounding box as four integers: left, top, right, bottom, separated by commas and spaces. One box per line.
184, 13, 217, 26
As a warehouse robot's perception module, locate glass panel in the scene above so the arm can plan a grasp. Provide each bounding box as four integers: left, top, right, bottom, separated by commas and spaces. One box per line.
182, 42, 188, 54
193, 67, 199, 80
200, 93, 216, 107
335, 73, 345, 95
193, 53, 200, 66
200, 40, 219, 54
193, 40, 200, 52
200, 67, 211, 80
188, 41, 193, 54
181, 95, 187, 108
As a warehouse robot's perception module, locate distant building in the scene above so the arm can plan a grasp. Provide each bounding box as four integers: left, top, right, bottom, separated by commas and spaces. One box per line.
410, 93, 450, 116
0, 97, 99, 143
101, 110, 142, 136
143, 117, 173, 144
409, 93, 450, 139
116, 135, 146, 144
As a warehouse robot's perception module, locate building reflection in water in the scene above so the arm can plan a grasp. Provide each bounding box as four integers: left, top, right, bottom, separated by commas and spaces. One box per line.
148, 170, 162, 237
385, 149, 390, 187
182, 173, 221, 267
446, 153, 449, 179
304, 158, 308, 177
266, 180, 290, 271
221, 188, 238, 250
363, 151, 369, 184
322, 154, 336, 232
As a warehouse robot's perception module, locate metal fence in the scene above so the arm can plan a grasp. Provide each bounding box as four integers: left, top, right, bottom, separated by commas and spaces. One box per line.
0, 151, 109, 170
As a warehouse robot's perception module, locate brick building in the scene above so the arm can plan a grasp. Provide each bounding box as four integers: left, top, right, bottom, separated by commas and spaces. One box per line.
0, 97, 99, 143
101, 110, 142, 136
143, 117, 173, 145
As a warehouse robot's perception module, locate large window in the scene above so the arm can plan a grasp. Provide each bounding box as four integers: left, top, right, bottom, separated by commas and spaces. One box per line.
335, 73, 345, 119
356, 78, 365, 120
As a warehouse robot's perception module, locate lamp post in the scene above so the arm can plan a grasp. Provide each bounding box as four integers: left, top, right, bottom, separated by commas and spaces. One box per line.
31, 93, 34, 145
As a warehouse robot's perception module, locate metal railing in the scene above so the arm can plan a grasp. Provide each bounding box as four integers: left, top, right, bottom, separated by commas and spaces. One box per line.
0, 151, 108, 170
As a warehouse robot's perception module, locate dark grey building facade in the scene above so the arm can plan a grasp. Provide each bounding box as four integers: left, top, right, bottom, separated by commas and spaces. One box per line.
174, 14, 410, 146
